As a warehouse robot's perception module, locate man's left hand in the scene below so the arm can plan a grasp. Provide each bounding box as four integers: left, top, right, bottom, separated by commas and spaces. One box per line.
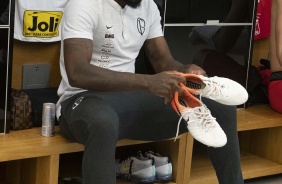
184, 64, 207, 76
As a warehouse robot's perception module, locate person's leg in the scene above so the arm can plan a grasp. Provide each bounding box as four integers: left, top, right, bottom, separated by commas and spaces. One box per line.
271, 0, 282, 67
129, 94, 244, 184
59, 90, 183, 184
269, 0, 282, 113
111, 91, 243, 184
117, 92, 244, 184
59, 90, 243, 184
270, 0, 282, 72
60, 92, 120, 184
115, 90, 186, 141
203, 98, 244, 184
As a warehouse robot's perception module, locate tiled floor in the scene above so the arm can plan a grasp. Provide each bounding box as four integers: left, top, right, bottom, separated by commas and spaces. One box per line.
244, 174, 282, 184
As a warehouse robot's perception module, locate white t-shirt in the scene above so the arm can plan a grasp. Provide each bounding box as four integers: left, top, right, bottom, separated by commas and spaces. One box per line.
14, 0, 69, 42
56, 0, 163, 119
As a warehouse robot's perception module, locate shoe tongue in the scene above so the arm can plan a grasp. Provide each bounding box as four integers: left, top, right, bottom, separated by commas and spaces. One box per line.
186, 80, 206, 89
205, 77, 223, 91
147, 151, 161, 157
194, 105, 207, 113
179, 100, 187, 107
203, 82, 213, 91
136, 151, 145, 158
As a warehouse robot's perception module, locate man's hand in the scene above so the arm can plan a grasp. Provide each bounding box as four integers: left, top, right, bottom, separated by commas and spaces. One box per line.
146, 71, 186, 104
185, 64, 207, 76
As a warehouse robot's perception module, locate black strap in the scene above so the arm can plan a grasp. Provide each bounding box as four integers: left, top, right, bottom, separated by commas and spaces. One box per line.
271, 71, 282, 81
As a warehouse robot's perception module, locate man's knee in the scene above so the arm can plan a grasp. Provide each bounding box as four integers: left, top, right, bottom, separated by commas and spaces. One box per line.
69, 107, 120, 145
88, 112, 119, 137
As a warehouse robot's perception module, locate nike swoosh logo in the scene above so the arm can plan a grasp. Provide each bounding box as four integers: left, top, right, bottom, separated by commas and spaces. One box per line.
121, 166, 135, 172
106, 25, 113, 29
121, 167, 129, 171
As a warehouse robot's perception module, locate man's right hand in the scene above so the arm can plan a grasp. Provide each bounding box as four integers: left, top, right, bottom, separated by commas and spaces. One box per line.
146, 71, 186, 104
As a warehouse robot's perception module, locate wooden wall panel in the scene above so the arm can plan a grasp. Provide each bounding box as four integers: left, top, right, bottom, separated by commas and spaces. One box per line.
11, 38, 270, 89
252, 38, 270, 66
12, 40, 61, 89
249, 127, 282, 164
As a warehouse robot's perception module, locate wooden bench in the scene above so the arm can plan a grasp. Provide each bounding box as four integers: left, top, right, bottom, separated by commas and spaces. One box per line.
0, 126, 188, 184
0, 104, 281, 184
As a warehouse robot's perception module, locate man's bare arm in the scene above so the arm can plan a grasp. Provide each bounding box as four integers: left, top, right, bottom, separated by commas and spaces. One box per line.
64, 38, 150, 92
143, 36, 207, 103
64, 38, 185, 103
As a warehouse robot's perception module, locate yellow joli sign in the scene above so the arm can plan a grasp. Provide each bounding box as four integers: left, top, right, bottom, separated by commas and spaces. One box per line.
23, 11, 63, 38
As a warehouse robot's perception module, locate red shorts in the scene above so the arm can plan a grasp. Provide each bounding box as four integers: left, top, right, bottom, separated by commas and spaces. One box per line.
268, 80, 282, 113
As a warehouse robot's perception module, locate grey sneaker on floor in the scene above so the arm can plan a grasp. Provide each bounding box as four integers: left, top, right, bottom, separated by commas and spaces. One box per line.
116, 156, 156, 183
140, 151, 173, 182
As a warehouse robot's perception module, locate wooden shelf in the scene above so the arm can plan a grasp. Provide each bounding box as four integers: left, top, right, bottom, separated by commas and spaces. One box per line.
240, 152, 282, 179
237, 104, 282, 131
116, 136, 182, 147
0, 127, 187, 184
189, 152, 282, 184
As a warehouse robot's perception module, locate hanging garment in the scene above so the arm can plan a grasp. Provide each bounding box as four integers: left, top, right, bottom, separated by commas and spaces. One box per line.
254, 0, 272, 40
14, 0, 69, 42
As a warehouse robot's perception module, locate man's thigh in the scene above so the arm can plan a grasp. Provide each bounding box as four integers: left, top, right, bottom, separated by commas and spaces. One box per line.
60, 90, 186, 141
91, 90, 186, 141
60, 90, 236, 142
